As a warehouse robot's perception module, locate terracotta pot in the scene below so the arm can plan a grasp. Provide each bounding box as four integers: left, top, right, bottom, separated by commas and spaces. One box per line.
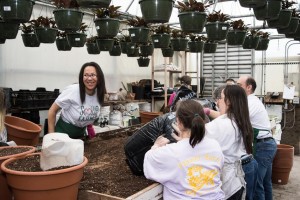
1, 153, 88, 200
272, 144, 294, 185
4, 115, 42, 146
0, 146, 36, 200
139, 111, 162, 124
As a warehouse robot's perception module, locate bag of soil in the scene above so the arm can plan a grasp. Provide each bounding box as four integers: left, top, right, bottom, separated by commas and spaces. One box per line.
124, 112, 177, 176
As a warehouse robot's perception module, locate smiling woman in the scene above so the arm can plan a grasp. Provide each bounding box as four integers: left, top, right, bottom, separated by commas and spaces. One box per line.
47, 62, 106, 139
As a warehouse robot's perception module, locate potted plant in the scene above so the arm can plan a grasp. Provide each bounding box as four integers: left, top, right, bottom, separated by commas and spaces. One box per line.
203, 38, 218, 53
77, 0, 111, 8
255, 31, 270, 51
56, 30, 72, 51
109, 38, 121, 56
267, 0, 296, 28
66, 23, 88, 47
0, 0, 35, 23
161, 45, 174, 57
20, 22, 40, 47
0, 17, 19, 39
126, 43, 139, 57
151, 24, 171, 48
239, 0, 267, 8
86, 36, 100, 54
120, 34, 131, 54
253, 0, 282, 20
285, 18, 300, 39
93, 5, 121, 38
175, 0, 209, 33
127, 16, 150, 44
52, 0, 84, 31
205, 10, 230, 41
96, 36, 114, 51
139, 41, 154, 57
188, 34, 204, 52
226, 19, 248, 46
139, 0, 174, 23
278, 9, 300, 34
31, 16, 58, 44
137, 56, 150, 67
242, 29, 260, 49
170, 29, 188, 51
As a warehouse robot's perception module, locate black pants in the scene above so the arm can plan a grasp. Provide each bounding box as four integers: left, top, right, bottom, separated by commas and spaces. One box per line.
227, 187, 244, 200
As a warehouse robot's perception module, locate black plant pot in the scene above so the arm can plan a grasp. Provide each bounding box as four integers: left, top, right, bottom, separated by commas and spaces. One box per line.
140, 44, 154, 56
203, 42, 218, 53
226, 30, 247, 46
161, 48, 174, 57
151, 34, 171, 48
35, 27, 58, 44
253, 0, 282, 20
285, 23, 300, 39
255, 38, 269, 51
96, 38, 114, 51
171, 38, 188, 51
120, 42, 129, 54
242, 36, 260, 49
86, 43, 100, 54
56, 38, 72, 51
129, 27, 150, 44
0, 0, 35, 23
67, 33, 87, 47
188, 41, 204, 52
205, 22, 230, 41
178, 12, 207, 33
53, 9, 84, 31
109, 44, 121, 56
139, 0, 174, 23
277, 17, 299, 34
21, 33, 40, 47
132, 85, 145, 100
127, 48, 139, 57
239, 0, 266, 8
0, 38, 6, 44
0, 21, 19, 39
267, 9, 292, 29
77, 0, 111, 8
94, 18, 120, 38
137, 57, 150, 67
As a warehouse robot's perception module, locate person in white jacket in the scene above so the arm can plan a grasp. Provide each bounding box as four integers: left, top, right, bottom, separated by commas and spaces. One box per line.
144, 99, 225, 200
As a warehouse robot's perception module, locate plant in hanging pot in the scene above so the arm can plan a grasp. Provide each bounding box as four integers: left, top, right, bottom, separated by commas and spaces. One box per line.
170, 29, 188, 51
96, 36, 114, 51
137, 56, 150, 67
86, 35, 100, 54
0, 16, 19, 40
255, 31, 270, 51
139, 41, 154, 57
126, 43, 139, 57
139, 0, 175, 23
187, 34, 204, 53
20, 22, 40, 47
31, 16, 58, 44
0, 0, 35, 23
120, 34, 131, 54
161, 44, 174, 57
278, 9, 300, 34
52, 0, 84, 31
109, 38, 121, 56
77, 0, 111, 8
239, 0, 267, 8
66, 22, 88, 47
127, 16, 150, 44
226, 19, 248, 46
56, 30, 72, 51
267, 0, 297, 28
205, 10, 230, 41
93, 5, 121, 38
242, 29, 260, 49
203, 37, 218, 53
151, 24, 172, 48
253, 0, 282, 21
175, 0, 210, 33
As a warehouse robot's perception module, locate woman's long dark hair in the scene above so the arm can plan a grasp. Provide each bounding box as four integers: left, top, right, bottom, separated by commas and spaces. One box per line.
79, 62, 106, 105
223, 85, 253, 154
176, 100, 206, 148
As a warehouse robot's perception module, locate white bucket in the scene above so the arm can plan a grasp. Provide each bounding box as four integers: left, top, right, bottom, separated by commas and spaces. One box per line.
139, 102, 151, 112
109, 110, 123, 126
125, 103, 140, 117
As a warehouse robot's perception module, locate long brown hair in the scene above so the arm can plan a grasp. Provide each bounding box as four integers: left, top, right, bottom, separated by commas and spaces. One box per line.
176, 100, 206, 148
223, 85, 253, 154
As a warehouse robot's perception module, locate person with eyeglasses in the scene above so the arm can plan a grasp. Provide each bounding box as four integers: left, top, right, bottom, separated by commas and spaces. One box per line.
48, 62, 106, 139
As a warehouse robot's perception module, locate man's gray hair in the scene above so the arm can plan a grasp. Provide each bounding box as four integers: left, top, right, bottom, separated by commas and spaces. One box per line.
212, 84, 227, 100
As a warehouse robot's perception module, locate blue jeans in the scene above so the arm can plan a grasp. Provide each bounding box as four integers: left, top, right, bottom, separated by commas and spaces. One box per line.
242, 158, 258, 200
254, 138, 277, 200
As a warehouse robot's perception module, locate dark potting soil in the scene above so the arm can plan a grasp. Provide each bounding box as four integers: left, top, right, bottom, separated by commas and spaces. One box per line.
0, 147, 32, 157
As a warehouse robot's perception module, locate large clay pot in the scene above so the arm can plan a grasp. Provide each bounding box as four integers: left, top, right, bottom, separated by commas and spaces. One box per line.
139, 111, 162, 124
272, 144, 294, 185
4, 115, 42, 146
1, 153, 88, 200
0, 146, 36, 200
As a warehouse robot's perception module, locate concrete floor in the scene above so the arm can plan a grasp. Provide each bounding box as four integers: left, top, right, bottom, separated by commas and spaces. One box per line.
273, 155, 300, 200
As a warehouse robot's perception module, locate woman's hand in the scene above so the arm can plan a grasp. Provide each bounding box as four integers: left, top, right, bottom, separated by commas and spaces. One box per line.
151, 135, 170, 150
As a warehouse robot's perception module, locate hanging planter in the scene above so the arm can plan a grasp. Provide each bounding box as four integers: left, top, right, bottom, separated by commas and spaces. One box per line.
0, 0, 35, 23
56, 37, 72, 51
137, 57, 150, 67
21, 33, 40, 47
126, 44, 139, 57
171, 38, 188, 51
139, 0, 174, 23
151, 34, 171, 48
96, 38, 114, 51
188, 40, 204, 53
0, 21, 19, 39
277, 17, 299, 34
109, 39, 121, 56
67, 32, 87, 47
53, 9, 84, 31
253, 0, 282, 20
205, 11, 230, 41
285, 22, 300, 38
32, 16, 58, 44
242, 33, 260, 49
86, 36, 100, 54
161, 47, 174, 57
77, 0, 111, 8
128, 27, 150, 44
140, 43, 154, 56
203, 42, 218, 53
255, 38, 270, 51
267, 9, 292, 28
227, 30, 247, 45
239, 0, 266, 8
0, 38, 5, 44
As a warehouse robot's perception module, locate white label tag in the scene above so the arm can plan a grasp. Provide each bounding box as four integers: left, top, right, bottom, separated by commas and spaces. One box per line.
154, 39, 159, 42
96, 26, 100, 30
222, 26, 227, 30
131, 33, 135, 37
131, 46, 135, 49
75, 38, 80, 41
3, 6, 11, 11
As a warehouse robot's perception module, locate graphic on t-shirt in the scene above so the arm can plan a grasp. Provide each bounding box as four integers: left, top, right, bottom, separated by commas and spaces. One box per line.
79, 105, 100, 121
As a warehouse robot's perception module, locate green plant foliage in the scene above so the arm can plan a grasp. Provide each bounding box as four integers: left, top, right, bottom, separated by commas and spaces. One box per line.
229, 19, 248, 31
93, 5, 121, 18
281, 0, 297, 9
57, 30, 68, 38
175, 0, 210, 12
189, 33, 205, 41
19, 23, 35, 34
151, 24, 171, 34
30, 16, 57, 28
207, 10, 230, 22
171, 29, 187, 38
127, 16, 148, 27
52, 0, 79, 8
257, 31, 270, 39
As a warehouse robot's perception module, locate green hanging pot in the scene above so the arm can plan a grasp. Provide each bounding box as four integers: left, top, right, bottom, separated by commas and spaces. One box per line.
203, 42, 218, 53
77, 0, 111, 8
109, 44, 121, 56
21, 33, 40, 47
139, 0, 174, 23
170, 38, 188, 51
277, 17, 299, 34
67, 33, 87, 47
285, 23, 300, 38
128, 27, 150, 44
0, 21, 19, 39
205, 22, 230, 41
151, 34, 171, 48
188, 41, 204, 53
161, 47, 174, 57
239, 0, 266, 8
53, 9, 84, 31
0, 0, 34, 23
86, 43, 100, 54
56, 38, 72, 51
94, 18, 120, 38
35, 27, 58, 44
226, 30, 247, 45
255, 38, 270, 51
0, 38, 6, 43
178, 12, 207, 33
120, 42, 129, 54
267, 9, 292, 29
96, 38, 114, 51
253, 0, 282, 20
127, 45, 139, 57
242, 36, 260, 49
140, 44, 154, 56
137, 57, 150, 67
